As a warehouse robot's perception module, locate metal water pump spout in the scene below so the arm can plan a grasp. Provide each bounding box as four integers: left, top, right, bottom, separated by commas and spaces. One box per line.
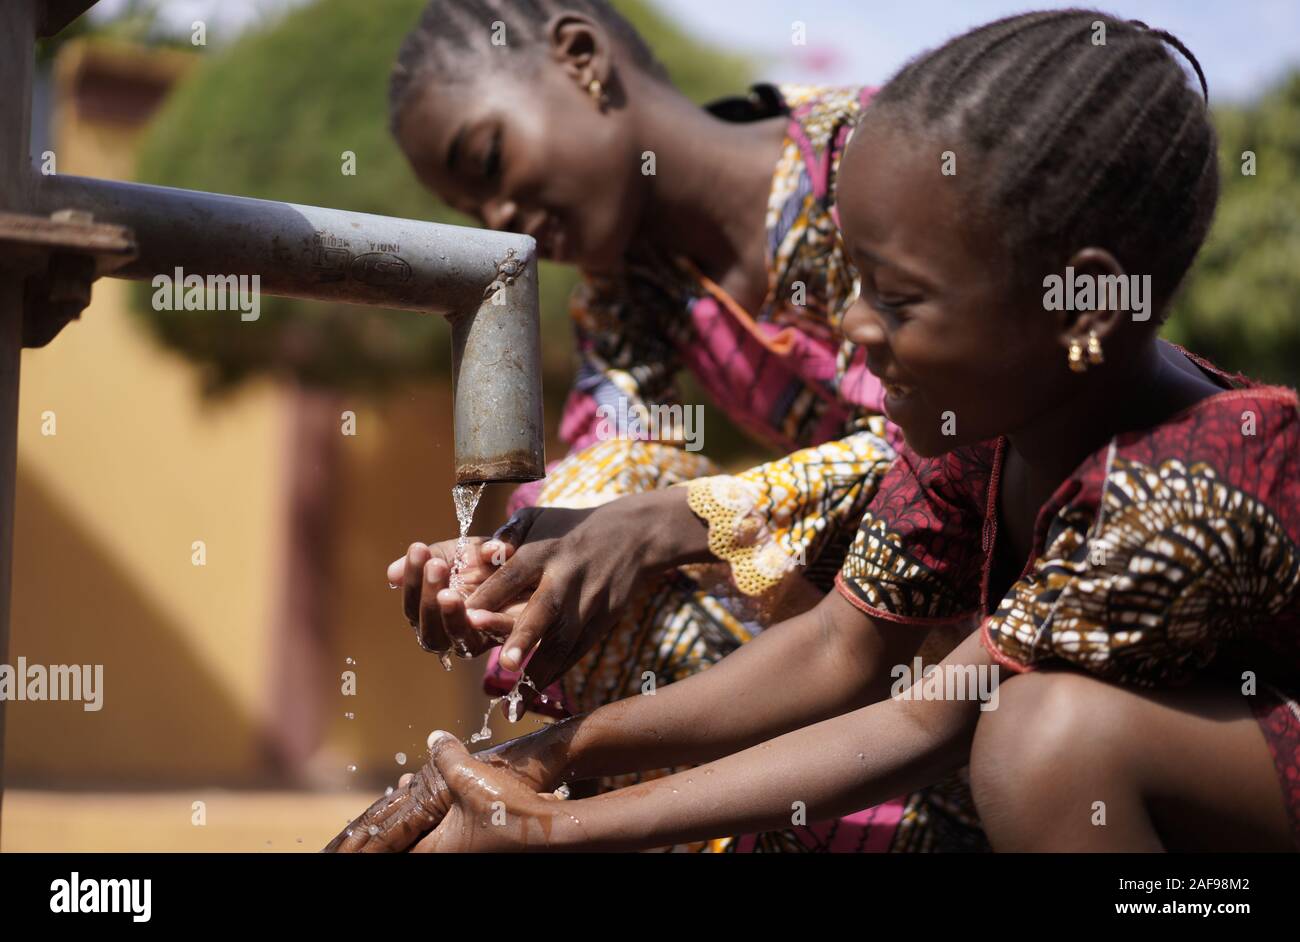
31, 175, 547, 485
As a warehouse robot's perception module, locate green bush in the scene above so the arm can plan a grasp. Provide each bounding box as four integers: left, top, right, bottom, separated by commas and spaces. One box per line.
1167, 73, 1300, 388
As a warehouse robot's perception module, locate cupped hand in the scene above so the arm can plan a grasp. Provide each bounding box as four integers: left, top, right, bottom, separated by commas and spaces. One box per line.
465, 490, 709, 698
387, 537, 529, 660
411, 732, 569, 853
324, 721, 578, 853
322, 756, 452, 853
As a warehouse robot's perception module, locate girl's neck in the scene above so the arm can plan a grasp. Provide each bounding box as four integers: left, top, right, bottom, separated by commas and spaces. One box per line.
1006, 338, 1225, 498
628, 84, 787, 309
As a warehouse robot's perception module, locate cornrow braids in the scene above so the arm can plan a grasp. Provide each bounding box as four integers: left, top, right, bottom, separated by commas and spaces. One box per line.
869, 9, 1219, 315
389, 0, 669, 133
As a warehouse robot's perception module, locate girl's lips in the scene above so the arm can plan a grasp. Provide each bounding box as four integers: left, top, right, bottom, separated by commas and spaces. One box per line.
881, 380, 921, 425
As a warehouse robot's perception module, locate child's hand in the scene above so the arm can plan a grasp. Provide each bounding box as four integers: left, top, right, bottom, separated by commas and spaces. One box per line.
387, 538, 529, 660
410, 732, 567, 853
323, 729, 566, 853
322, 758, 452, 853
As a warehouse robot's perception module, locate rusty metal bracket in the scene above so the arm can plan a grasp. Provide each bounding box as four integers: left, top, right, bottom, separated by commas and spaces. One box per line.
0, 209, 137, 348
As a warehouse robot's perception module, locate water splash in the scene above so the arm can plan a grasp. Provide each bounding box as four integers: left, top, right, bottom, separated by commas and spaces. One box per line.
449, 482, 486, 596
467, 673, 538, 745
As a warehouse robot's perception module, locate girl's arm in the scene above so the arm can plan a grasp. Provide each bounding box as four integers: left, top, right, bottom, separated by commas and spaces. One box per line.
330, 589, 934, 852
510, 589, 930, 786
420, 630, 990, 852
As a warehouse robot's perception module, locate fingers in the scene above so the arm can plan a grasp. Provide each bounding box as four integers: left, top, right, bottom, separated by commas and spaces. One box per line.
402, 543, 432, 627
496, 574, 566, 673
323, 785, 419, 853
428, 729, 472, 783
491, 507, 540, 550
466, 607, 516, 643
416, 557, 453, 655
465, 545, 543, 617
439, 588, 496, 658
479, 538, 514, 570
526, 616, 609, 694
326, 756, 456, 854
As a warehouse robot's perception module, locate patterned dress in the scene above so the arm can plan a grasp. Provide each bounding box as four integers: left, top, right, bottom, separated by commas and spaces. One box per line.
485, 85, 984, 851
836, 355, 1300, 849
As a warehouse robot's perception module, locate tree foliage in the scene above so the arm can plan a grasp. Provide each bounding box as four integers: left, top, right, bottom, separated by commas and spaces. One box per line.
1167, 73, 1300, 388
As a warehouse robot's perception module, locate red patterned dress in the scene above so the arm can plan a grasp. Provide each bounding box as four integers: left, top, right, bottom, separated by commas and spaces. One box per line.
837, 359, 1300, 848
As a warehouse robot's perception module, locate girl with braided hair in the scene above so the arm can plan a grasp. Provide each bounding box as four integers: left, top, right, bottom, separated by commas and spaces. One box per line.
337, 9, 1299, 853
381, 1, 990, 851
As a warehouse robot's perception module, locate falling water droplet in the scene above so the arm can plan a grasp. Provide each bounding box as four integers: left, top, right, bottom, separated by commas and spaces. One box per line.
345, 657, 355, 665
344, 712, 355, 720
449, 482, 487, 595
347, 764, 358, 773
395, 752, 407, 766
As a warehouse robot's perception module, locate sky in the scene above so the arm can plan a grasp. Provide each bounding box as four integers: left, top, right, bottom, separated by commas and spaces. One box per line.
91, 0, 1300, 102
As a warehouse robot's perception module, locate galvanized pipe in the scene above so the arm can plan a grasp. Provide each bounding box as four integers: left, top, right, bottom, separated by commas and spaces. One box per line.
35, 174, 546, 483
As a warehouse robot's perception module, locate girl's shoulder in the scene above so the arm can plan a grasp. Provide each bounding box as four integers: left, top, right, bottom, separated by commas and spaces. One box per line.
1070, 376, 1300, 528
984, 369, 1300, 686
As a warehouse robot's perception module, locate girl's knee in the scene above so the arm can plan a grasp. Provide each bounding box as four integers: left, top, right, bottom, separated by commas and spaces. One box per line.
971, 670, 1132, 802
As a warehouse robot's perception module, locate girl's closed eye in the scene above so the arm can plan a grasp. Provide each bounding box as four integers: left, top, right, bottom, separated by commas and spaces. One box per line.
865, 276, 921, 317
480, 128, 502, 180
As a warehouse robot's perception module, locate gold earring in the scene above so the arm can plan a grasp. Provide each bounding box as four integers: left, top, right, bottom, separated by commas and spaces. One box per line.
1086, 330, 1104, 366
1068, 337, 1087, 373
586, 78, 605, 103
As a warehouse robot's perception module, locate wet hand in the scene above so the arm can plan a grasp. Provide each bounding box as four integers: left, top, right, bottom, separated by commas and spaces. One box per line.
464, 490, 709, 699
411, 732, 569, 853
388, 538, 529, 660
322, 758, 453, 853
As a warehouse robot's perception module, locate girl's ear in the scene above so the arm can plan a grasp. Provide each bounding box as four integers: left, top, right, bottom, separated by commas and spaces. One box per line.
1056, 247, 1129, 358
546, 13, 613, 94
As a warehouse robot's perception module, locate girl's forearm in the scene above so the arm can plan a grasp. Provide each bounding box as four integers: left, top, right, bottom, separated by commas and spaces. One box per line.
552, 592, 928, 784
555, 632, 991, 851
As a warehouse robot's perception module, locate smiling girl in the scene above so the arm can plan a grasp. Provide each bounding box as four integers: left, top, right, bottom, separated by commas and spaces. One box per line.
381, 0, 995, 851
340, 9, 1300, 853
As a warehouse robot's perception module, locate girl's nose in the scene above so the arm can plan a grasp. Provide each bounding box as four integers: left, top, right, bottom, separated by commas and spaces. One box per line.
841, 293, 886, 349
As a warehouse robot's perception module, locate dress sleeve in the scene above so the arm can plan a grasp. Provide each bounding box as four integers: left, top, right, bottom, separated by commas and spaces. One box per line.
983, 441, 1300, 686
834, 444, 991, 625
685, 415, 896, 597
